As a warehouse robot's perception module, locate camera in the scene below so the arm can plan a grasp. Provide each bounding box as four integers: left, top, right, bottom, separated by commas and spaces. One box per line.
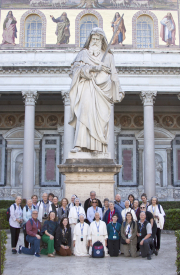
43, 213, 47, 219
81, 238, 83, 242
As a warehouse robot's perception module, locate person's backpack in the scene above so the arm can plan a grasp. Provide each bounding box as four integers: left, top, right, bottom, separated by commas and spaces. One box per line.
23, 219, 33, 234
6, 203, 16, 221
92, 241, 104, 258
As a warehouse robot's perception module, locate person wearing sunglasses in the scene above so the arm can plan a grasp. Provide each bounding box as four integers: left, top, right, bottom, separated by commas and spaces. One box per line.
87, 199, 102, 223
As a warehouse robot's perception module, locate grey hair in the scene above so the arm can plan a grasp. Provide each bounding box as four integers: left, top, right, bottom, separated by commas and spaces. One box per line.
90, 191, 96, 195
75, 197, 80, 203
83, 27, 112, 53
32, 210, 38, 214
109, 201, 114, 205
125, 200, 130, 205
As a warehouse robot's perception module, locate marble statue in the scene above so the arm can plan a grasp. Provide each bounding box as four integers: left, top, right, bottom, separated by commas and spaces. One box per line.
69, 27, 124, 153
155, 157, 163, 186
17, 160, 23, 185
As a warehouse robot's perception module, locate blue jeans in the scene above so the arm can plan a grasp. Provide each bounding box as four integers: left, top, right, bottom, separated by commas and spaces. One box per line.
21, 235, 40, 255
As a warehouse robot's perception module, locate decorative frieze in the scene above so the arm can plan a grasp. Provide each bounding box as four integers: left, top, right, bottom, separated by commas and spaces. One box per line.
1, 66, 180, 75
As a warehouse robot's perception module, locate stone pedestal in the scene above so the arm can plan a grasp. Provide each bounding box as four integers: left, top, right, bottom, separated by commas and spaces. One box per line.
58, 156, 122, 204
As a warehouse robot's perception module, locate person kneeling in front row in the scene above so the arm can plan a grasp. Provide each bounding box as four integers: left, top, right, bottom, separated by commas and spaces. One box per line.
137, 212, 153, 260
18, 210, 41, 257
55, 217, 72, 256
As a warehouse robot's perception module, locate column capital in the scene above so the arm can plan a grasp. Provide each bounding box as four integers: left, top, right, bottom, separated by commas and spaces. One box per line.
140, 91, 157, 106
61, 90, 70, 106
22, 90, 38, 106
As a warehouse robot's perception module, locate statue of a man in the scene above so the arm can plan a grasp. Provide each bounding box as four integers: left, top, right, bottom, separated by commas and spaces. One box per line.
69, 28, 124, 153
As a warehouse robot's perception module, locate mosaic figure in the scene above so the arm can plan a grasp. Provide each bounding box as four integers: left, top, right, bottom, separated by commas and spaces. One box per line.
50, 12, 70, 45
111, 12, 126, 46
160, 13, 176, 47
2, 11, 17, 46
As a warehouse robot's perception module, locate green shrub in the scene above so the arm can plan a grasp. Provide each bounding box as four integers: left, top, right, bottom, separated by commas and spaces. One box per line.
164, 209, 180, 230
160, 201, 180, 210
1, 230, 7, 274
0, 200, 14, 209
175, 230, 180, 275
0, 209, 9, 230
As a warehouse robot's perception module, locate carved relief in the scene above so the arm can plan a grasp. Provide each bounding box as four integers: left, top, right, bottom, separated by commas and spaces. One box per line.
19, 115, 25, 124
5, 115, 16, 127
60, 116, 64, 126
35, 115, 45, 127
133, 116, 144, 127
162, 116, 174, 127
47, 115, 58, 126
120, 115, 131, 127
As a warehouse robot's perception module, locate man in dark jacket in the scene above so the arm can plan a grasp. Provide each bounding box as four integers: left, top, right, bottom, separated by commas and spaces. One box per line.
84, 191, 102, 214
103, 201, 122, 225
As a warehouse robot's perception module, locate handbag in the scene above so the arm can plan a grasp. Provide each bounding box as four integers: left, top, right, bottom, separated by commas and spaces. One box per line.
121, 235, 128, 245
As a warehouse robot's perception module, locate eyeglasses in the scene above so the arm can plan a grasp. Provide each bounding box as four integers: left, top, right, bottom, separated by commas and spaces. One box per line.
92, 201, 97, 203
140, 207, 145, 209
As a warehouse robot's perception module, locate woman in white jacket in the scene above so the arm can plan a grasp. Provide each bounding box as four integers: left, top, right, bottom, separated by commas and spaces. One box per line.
147, 196, 165, 255
121, 200, 137, 222
68, 198, 86, 253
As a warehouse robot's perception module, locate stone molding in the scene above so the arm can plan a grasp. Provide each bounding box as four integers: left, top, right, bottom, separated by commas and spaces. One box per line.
61, 90, 70, 105
22, 90, 39, 106
1, 66, 180, 75
140, 91, 157, 106
75, 10, 103, 47
20, 9, 47, 47
177, 94, 180, 100
132, 10, 159, 48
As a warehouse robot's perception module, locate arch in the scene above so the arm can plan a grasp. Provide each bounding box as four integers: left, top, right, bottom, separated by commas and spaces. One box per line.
75, 10, 103, 47
3, 126, 43, 140
132, 10, 159, 48
20, 9, 47, 47
135, 126, 175, 141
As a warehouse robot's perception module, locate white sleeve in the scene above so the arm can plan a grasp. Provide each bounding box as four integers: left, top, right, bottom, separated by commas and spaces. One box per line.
23, 207, 28, 223
87, 208, 92, 223
160, 205, 165, 217
10, 204, 16, 222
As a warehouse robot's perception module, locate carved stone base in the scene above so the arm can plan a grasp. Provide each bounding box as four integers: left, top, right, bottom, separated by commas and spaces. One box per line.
58, 158, 122, 204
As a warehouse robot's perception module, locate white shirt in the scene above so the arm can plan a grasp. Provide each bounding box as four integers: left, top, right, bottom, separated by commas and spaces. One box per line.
68, 206, 86, 225
9, 203, 23, 228
87, 206, 102, 223
121, 208, 137, 222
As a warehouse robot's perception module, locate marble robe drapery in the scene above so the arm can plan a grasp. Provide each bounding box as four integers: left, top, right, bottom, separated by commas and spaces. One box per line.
68, 206, 86, 253
69, 49, 121, 152
73, 222, 90, 256
88, 220, 108, 256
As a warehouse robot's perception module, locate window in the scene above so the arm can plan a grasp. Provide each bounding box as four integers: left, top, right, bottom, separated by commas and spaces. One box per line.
118, 136, 137, 186
80, 15, 98, 47
136, 15, 154, 48
41, 136, 60, 186
0, 136, 5, 185
25, 15, 42, 47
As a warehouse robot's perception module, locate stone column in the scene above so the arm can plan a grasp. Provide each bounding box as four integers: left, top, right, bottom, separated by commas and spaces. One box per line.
140, 91, 157, 199
35, 149, 40, 186
6, 148, 12, 187
166, 148, 172, 186
138, 148, 143, 186
22, 91, 38, 199
61, 90, 74, 162
108, 104, 115, 160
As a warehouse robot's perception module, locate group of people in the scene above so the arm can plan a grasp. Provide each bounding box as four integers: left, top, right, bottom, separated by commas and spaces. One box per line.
8, 191, 165, 260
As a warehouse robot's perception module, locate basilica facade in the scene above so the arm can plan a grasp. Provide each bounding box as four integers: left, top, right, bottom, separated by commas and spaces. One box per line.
0, 1, 180, 201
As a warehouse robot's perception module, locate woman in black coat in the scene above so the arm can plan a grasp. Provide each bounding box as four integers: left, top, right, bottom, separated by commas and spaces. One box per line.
55, 217, 72, 256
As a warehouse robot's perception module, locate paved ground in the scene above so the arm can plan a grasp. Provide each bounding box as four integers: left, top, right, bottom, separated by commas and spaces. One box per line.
3, 233, 176, 275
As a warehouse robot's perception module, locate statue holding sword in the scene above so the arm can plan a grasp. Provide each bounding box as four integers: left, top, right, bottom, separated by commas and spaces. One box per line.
69, 20, 125, 153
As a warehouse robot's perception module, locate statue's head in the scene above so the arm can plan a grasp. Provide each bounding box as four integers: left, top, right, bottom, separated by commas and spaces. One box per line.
83, 27, 112, 54
167, 12, 171, 19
